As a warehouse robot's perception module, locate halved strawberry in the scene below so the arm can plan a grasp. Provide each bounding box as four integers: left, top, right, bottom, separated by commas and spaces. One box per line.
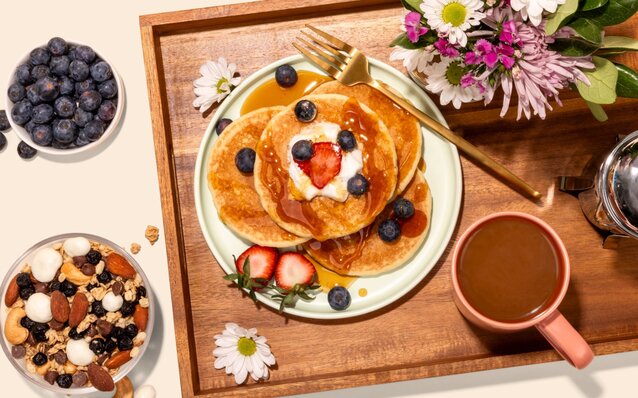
225, 245, 278, 302
271, 252, 320, 312
296, 142, 342, 189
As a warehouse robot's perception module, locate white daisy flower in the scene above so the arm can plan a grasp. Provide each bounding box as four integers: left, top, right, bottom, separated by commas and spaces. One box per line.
424, 58, 483, 109
389, 46, 436, 74
213, 323, 276, 385
193, 57, 241, 113
510, 0, 565, 26
421, 0, 486, 47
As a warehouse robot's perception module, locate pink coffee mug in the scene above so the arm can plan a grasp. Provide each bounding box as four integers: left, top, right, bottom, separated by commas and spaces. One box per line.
451, 212, 594, 369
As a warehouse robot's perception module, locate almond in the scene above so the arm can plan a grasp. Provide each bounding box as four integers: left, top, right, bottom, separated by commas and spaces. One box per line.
50, 291, 70, 323
105, 253, 136, 279
4, 275, 19, 307
68, 292, 89, 328
87, 363, 115, 392
104, 350, 132, 369
133, 305, 149, 332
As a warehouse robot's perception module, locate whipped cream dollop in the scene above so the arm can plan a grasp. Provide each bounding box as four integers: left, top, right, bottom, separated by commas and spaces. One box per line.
288, 122, 363, 202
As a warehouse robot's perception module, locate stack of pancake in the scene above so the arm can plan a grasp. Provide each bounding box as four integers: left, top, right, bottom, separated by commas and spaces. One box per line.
208, 81, 432, 277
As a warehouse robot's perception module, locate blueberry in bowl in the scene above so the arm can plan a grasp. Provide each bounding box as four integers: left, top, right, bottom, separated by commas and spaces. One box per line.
5, 37, 124, 156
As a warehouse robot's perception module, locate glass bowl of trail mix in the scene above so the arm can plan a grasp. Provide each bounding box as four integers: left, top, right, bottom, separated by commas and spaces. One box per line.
0, 233, 153, 394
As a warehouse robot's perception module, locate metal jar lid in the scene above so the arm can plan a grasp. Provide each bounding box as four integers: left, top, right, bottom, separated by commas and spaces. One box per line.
599, 130, 638, 238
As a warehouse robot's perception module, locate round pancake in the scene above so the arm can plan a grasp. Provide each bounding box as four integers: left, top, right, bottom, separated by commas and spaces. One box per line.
253, 94, 398, 241
208, 106, 309, 247
303, 170, 432, 276
312, 81, 422, 195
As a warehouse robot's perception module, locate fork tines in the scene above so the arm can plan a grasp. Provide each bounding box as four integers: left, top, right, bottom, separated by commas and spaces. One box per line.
293, 24, 354, 77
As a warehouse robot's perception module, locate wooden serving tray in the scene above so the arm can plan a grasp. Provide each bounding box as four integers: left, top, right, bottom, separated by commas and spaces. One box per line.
139, 1, 638, 396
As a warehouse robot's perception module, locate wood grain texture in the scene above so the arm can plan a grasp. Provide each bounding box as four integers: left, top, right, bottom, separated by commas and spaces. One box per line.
139, 1, 638, 396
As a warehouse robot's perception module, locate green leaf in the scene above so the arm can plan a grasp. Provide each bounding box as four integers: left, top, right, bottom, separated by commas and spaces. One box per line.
602, 35, 638, 51
576, 56, 618, 104
568, 18, 603, 44
615, 63, 638, 98
400, 0, 422, 12
551, 37, 601, 56
581, 0, 638, 26
581, 0, 609, 11
390, 32, 419, 49
545, 0, 579, 35
585, 100, 609, 121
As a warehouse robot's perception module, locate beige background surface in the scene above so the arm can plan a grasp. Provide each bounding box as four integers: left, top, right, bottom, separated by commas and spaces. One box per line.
0, 0, 637, 397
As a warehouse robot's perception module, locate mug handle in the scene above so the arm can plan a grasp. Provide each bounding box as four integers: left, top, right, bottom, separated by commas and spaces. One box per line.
535, 311, 594, 369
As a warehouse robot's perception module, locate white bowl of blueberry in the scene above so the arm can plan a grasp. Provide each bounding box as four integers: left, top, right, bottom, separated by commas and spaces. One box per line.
5, 37, 124, 157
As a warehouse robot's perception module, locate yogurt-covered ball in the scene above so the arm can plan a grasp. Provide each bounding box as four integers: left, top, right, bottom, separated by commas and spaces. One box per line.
25, 292, 53, 323
135, 385, 157, 398
31, 247, 63, 283
66, 339, 95, 366
63, 237, 91, 257
102, 291, 123, 312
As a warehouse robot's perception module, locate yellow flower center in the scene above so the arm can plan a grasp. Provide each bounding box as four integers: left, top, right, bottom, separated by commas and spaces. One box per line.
442, 2, 467, 27
237, 337, 257, 356
216, 77, 229, 94
446, 61, 464, 86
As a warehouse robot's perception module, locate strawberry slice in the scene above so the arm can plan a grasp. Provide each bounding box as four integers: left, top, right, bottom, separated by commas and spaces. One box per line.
296, 142, 342, 189
235, 245, 278, 280
274, 252, 317, 291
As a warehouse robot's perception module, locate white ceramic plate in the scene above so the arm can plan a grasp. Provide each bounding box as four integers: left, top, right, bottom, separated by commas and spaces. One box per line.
194, 54, 462, 319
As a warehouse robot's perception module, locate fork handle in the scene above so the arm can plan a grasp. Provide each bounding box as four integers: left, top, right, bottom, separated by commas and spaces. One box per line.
368, 80, 542, 200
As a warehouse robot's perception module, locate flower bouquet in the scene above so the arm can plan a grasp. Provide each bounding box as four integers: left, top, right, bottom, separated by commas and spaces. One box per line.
390, 0, 638, 121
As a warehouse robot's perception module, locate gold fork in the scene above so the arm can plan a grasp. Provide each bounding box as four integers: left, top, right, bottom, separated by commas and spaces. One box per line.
294, 24, 542, 200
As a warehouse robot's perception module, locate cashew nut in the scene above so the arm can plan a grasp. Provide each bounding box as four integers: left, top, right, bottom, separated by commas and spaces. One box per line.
61, 262, 92, 285
36, 361, 51, 376
4, 307, 29, 345
113, 376, 134, 398
64, 361, 77, 374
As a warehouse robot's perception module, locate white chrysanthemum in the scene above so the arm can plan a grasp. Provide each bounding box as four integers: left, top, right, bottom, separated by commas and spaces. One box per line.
424, 58, 483, 109
389, 46, 436, 74
510, 0, 565, 26
213, 323, 276, 385
421, 0, 485, 47
193, 57, 241, 113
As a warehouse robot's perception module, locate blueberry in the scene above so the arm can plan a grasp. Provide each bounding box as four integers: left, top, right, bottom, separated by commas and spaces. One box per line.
97, 79, 117, 99
32, 322, 49, 334
17, 273, 32, 287
16, 64, 33, 85
69, 60, 90, 81
75, 45, 96, 64
73, 108, 93, 127
120, 301, 135, 317
75, 79, 96, 95
378, 219, 401, 242
19, 285, 35, 299
67, 46, 77, 61
31, 104, 54, 124
90, 61, 112, 82
215, 118, 232, 135
26, 85, 42, 105
327, 286, 351, 310
60, 280, 77, 297
35, 76, 59, 102
54, 96, 76, 118
104, 339, 117, 353
97, 270, 112, 284
97, 100, 116, 121
393, 198, 415, 219
18, 141, 38, 159
8, 83, 26, 103
110, 326, 125, 340
84, 119, 105, 141
20, 316, 35, 330
58, 76, 74, 96
235, 147, 256, 173
56, 374, 73, 389
79, 90, 102, 111
0, 134, 5, 151
51, 139, 72, 150
31, 65, 50, 81
32, 352, 47, 367
275, 64, 298, 88
91, 300, 107, 317
11, 100, 33, 125
89, 338, 106, 355
125, 324, 139, 339
136, 286, 147, 300
75, 130, 91, 147
68, 327, 84, 340
118, 335, 133, 351
86, 250, 102, 265
49, 56, 70, 77
32, 124, 53, 146
337, 130, 356, 152
52, 119, 78, 144
294, 100, 317, 122
347, 173, 369, 196
33, 331, 48, 342
291, 139, 313, 161
47, 37, 67, 56
0, 110, 9, 132
24, 120, 36, 135
30, 47, 51, 66
48, 280, 61, 292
